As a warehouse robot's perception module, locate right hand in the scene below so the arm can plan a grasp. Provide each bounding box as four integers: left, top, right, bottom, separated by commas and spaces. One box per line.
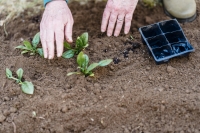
40, 0, 74, 59
101, 0, 138, 37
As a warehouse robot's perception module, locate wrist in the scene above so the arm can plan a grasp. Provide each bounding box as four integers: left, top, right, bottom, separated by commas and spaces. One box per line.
44, 0, 68, 6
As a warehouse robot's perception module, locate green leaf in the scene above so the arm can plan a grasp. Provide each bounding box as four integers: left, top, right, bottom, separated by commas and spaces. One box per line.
83, 54, 89, 69
37, 48, 44, 57
23, 41, 33, 50
84, 43, 89, 48
16, 68, 23, 80
86, 63, 99, 73
64, 42, 71, 49
98, 59, 113, 66
67, 72, 81, 76
76, 37, 82, 48
80, 32, 88, 47
15, 45, 31, 50
89, 73, 94, 77
77, 51, 84, 67
77, 52, 89, 69
21, 50, 29, 54
32, 32, 40, 48
21, 81, 34, 95
6, 68, 12, 78
62, 50, 75, 58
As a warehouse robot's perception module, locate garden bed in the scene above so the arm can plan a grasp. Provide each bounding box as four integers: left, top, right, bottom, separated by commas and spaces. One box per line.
0, 1, 200, 132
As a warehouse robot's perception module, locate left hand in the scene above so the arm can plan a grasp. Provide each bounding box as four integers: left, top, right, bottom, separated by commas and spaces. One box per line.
101, 0, 138, 37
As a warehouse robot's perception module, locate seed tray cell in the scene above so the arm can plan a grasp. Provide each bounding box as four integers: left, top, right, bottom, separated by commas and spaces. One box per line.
139, 19, 194, 64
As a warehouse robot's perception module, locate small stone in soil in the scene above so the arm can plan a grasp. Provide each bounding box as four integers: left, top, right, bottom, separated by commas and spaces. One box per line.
131, 43, 141, 49
146, 66, 151, 70
61, 106, 68, 113
123, 50, 129, 58
110, 65, 114, 70
3, 109, 10, 116
0, 113, 6, 122
3, 97, 9, 101
167, 66, 177, 75
9, 107, 17, 113
103, 49, 108, 53
113, 57, 120, 64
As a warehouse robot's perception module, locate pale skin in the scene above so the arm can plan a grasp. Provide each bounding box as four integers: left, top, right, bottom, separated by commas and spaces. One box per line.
40, 0, 138, 59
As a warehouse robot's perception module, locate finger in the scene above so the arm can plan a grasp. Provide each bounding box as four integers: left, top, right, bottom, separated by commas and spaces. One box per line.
114, 14, 125, 37
65, 17, 73, 43
101, 8, 110, 33
40, 30, 48, 58
107, 11, 118, 36
40, 16, 48, 58
55, 23, 64, 57
46, 19, 55, 59
54, 13, 65, 57
124, 13, 133, 34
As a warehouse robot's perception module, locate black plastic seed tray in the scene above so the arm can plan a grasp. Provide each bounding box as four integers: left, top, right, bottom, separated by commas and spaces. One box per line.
139, 19, 194, 64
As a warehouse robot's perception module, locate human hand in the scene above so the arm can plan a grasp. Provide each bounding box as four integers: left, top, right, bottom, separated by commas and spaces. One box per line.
40, 0, 74, 59
101, 0, 138, 37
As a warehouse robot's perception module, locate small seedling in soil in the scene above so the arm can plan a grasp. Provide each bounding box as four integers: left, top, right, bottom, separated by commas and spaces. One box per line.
32, 111, 37, 118
67, 52, 113, 77
62, 32, 89, 59
142, 0, 161, 8
15, 32, 43, 57
6, 68, 34, 95
130, 35, 134, 41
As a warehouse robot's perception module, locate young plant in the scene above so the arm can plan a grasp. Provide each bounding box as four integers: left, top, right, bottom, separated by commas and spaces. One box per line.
15, 32, 43, 57
62, 32, 89, 59
142, 0, 161, 8
6, 68, 34, 95
67, 52, 113, 77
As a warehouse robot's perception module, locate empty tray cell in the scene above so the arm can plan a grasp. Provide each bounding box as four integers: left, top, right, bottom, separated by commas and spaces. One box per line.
147, 35, 168, 49
152, 45, 174, 59
159, 20, 181, 33
165, 31, 186, 43
141, 24, 162, 38
171, 42, 193, 53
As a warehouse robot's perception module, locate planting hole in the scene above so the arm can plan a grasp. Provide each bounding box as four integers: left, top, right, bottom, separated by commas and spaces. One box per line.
171, 42, 193, 53
152, 45, 174, 59
147, 35, 168, 49
165, 31, 186, 43
159, 20, 181, 33
141, 24, 162, 38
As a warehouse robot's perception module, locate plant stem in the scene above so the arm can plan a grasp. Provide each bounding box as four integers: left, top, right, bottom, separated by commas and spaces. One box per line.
130, 35, 134, 40
10, 77, 22, 83
3, 23, 8, 37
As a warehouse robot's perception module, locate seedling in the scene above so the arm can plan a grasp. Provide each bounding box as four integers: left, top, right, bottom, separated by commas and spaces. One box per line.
130, 35, 134, 41
67, 52, 113, 77
142, 0, 161, 8
15, 32, 43, 57
62, 32, 89, 59
6, 68, 34, 95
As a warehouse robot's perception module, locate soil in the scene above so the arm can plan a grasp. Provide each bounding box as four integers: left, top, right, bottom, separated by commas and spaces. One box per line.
1, 1, 200, 133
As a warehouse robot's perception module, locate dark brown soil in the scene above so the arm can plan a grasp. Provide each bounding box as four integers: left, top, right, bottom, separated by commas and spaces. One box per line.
1, 1, 200, 133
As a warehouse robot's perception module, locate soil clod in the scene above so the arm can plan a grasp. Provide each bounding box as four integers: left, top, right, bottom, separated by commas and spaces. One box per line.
113, 57, 120, 64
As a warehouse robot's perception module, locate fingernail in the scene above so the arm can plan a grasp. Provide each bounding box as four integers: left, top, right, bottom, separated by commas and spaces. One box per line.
57, 53, 61, 57
125, 31, 129, 34
107, 33, 111, 37
114, 33, 118, 37
101, 29, 105, 32
49, 55, 52, 59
